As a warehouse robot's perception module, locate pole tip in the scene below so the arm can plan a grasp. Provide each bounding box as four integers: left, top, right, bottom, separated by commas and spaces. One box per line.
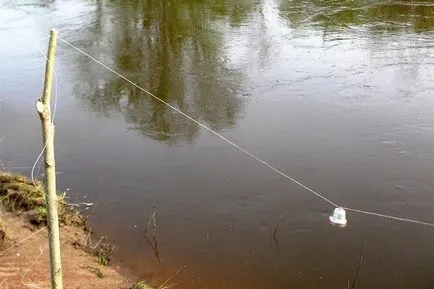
50, 28, 58, 35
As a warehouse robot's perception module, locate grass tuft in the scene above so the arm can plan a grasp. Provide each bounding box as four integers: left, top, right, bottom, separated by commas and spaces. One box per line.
0, 172, 85, 227
97, 254, 109, 266
0, 173, 46, 211
72, 233, 117, 266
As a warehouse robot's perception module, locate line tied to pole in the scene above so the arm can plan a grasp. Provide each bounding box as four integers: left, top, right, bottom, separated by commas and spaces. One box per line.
55, 34, 434, 229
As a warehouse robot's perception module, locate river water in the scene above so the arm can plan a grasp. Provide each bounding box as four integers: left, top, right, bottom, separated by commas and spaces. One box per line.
1, 0, 434, 288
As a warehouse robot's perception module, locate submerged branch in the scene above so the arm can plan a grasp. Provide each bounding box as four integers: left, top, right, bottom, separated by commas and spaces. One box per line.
350, 241, 366, 289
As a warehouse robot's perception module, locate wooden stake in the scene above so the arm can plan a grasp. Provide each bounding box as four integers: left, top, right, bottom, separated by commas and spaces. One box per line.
37, 29, 63, 289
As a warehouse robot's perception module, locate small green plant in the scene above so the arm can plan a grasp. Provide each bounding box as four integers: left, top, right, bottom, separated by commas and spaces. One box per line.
29, 205, 48, 226
93, 239, 116, 266
36, 205, 47, 218
132, 281, 153, 289
97, 255, 109, 266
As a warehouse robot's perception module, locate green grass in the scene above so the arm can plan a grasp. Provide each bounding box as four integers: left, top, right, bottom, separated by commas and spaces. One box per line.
0, 173, 47, 212
0, 172, 85, 227
97, 255, 109, 266
29, 205, 48, 225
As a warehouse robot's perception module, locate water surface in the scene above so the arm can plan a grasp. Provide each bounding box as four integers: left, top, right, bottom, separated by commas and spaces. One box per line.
1, 0, 434, 288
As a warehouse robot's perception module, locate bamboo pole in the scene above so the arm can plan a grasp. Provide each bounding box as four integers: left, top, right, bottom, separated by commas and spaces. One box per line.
36, 29, 63, 289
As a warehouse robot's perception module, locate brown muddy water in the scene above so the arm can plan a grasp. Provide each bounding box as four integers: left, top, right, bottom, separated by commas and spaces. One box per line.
1, 0, 434, 288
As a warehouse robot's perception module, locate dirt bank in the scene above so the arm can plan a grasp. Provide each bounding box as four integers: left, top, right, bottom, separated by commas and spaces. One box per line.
0, 172, 148, 289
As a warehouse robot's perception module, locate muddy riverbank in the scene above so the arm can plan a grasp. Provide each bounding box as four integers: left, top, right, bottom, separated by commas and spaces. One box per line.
0, 172, 148, 289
